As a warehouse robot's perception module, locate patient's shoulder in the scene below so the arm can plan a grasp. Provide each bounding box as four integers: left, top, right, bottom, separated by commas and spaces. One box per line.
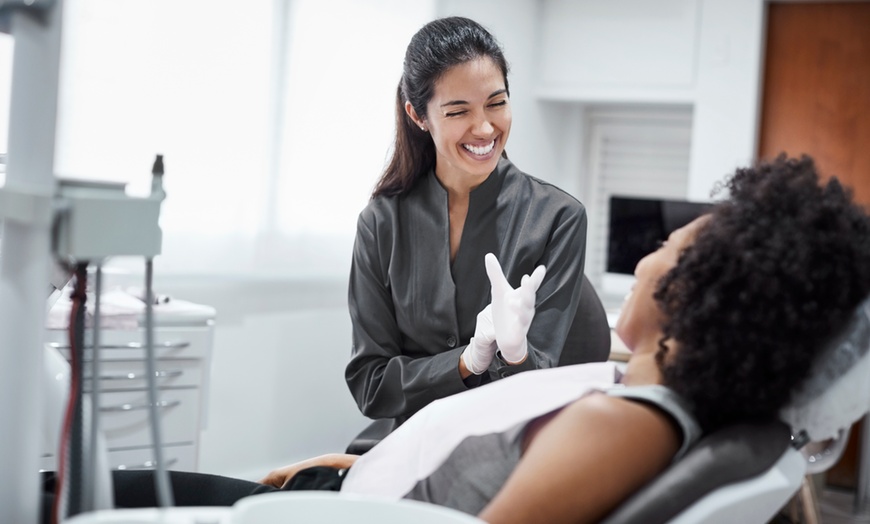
606, 385, 701, 459
529, 390, 683, 460
568, 389, 680, 431
481, 389, 683, 523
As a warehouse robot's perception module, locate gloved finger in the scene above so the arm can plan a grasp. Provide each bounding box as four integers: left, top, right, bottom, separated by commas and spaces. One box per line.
521, 265, 546, 293
516, 289, 536, 310
476, 304, 496, 340
484, 253, 509, 293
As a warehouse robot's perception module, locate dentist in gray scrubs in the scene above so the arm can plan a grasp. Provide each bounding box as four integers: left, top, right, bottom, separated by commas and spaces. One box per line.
345, 17, 610, 452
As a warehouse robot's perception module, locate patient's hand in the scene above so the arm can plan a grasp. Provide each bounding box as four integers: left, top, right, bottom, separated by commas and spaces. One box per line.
259, 453, 360, 488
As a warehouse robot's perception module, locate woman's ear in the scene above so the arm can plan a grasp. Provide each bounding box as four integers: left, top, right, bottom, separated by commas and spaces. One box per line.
405, 101, 426, 131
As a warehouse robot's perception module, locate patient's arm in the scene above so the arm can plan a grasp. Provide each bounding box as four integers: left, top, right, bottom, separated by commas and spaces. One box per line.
478, 393, 681, 524
259, 453, 359, 488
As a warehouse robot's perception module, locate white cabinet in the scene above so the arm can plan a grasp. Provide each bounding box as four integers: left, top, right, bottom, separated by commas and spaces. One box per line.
536, 0, 700, 102
42, 316, 215, 474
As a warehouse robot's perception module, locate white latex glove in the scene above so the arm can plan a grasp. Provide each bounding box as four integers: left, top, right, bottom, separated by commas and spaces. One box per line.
462, 304, 497, 375
485, 253, 546, 364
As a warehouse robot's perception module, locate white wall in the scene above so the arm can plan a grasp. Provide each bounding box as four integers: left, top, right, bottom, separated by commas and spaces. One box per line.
689, 0, 766, 199
437, 0, 767, 202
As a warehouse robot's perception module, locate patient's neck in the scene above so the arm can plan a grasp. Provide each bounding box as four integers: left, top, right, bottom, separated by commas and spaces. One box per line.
620, 339, 666, 386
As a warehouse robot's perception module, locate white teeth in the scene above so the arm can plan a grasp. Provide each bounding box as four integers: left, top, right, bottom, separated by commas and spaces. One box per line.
463, 140, 495, 156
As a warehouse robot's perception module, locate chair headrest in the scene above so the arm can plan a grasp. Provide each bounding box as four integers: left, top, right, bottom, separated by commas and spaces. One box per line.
780, 296, 870, 441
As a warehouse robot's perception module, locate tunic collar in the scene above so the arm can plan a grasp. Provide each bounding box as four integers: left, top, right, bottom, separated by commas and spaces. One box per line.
425, 156, 509, 204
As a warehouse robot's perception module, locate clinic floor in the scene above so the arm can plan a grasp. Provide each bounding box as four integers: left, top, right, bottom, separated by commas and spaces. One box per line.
818, 488, 870, 523
772, 487, 870, 523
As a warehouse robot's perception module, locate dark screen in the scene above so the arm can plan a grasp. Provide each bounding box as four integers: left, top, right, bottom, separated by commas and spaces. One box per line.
606, 196, 713, 275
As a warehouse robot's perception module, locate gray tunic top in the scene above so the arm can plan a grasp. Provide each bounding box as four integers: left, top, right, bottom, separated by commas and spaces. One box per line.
346, 157, 603, 425
401, 385, 701, 516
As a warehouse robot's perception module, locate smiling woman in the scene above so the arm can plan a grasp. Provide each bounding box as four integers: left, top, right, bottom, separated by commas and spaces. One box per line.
343, 16, 611, 452
405, 57, 512, 260
405, 58, 512, 188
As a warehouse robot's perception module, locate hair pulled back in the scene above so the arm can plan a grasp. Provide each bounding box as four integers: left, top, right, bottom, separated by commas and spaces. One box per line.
372, 17, 509, 198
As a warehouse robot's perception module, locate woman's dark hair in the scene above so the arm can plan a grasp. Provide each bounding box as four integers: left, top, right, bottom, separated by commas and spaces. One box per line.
371, 16, 510, 198
655, 155, 870, 432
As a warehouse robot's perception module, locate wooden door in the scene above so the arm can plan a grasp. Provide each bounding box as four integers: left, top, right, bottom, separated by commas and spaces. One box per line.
758, 1, 870, 201
757, 1, 870, 489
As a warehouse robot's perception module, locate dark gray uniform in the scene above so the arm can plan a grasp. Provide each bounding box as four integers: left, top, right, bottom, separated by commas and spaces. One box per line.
346, 158, 610, 440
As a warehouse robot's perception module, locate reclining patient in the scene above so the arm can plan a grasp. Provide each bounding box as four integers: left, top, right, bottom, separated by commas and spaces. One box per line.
51, 155, 870, 523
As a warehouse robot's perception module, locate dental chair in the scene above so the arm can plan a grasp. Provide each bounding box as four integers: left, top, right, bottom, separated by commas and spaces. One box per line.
603, 295, 870, 524
203, 296, 870, 524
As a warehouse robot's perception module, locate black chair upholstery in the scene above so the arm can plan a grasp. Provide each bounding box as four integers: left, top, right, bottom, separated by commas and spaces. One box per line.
558, 274, 611, 366
601, 420, 792, 524
345, 418, 397, 456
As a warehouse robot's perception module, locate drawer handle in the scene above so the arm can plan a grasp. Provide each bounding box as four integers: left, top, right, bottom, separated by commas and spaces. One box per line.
101, 399, 181, 412
115, 457, 179, 471
90, 370, 184, 381
48, 341, 191, 350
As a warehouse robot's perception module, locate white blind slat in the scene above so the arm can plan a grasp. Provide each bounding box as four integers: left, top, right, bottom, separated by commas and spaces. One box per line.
585, 106, 693, 299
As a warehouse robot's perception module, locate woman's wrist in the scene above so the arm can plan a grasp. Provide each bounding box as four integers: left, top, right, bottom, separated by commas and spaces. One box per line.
498, 349, 528, 366
458, 355, 474, 379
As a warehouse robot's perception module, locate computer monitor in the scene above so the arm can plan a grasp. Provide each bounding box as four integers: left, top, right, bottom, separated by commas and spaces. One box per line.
602, 195, 713, 299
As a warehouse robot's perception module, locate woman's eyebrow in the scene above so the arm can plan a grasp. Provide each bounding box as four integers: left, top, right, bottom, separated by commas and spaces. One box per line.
440, 89, 508, 108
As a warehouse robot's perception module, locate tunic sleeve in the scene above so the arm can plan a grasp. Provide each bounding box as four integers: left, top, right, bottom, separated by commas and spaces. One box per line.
345, 211, 469, 420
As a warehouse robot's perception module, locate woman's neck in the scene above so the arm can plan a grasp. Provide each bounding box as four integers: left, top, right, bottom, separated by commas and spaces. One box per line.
435, 165, 490, 197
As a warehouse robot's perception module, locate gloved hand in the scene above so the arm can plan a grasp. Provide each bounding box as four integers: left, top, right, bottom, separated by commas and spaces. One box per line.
485, 253, 546, 364
461, 304, 497, 375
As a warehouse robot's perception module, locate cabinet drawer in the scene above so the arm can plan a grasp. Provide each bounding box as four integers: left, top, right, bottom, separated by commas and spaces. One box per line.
40, 444, 199, 473
99, 389, 200, 450
45, 326, 213, 360
110, 444, 198, 473
86, 359, 202, 391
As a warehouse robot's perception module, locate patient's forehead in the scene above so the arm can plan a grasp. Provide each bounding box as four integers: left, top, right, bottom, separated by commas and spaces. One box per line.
669, 215, 710, 249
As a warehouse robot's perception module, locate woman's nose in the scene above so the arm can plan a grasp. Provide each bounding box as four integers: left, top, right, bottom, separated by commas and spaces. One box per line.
472, 115, 494, 136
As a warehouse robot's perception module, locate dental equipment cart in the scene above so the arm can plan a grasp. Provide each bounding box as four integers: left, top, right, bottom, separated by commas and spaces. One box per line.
41, 293, 216, 474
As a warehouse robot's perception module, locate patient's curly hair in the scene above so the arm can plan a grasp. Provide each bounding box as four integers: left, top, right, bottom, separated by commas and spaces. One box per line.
655, 155, 870, 432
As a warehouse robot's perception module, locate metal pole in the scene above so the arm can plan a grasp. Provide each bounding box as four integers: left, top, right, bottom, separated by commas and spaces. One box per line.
0, 1, 64, 522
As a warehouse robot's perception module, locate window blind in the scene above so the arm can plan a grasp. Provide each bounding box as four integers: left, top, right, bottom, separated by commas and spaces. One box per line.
584, 106, 693, 296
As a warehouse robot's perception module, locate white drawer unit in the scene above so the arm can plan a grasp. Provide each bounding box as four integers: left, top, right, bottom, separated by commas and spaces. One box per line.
47, 326, 214, 361
85, 359, 202, 391
43, 310, 215, 475
98, 388, 200, 450
110, 445, 198, 473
